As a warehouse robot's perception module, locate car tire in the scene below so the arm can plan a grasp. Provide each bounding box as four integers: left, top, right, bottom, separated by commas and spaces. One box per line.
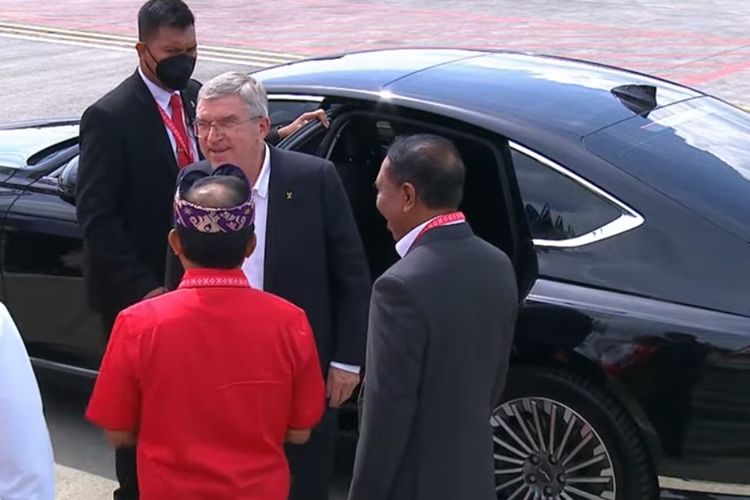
492, 365, 659, 500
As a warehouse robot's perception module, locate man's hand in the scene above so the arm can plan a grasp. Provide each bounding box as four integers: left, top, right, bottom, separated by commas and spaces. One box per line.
327, 366, 360, 408
143, 286, 167, 300
277, 109, 330, 140
104, 430, 136, 448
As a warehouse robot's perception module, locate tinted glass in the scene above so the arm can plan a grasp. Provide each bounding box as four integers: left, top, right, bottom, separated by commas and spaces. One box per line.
584, 97, 750, 241
511, 149, 621, 241
267, 99, 321, 128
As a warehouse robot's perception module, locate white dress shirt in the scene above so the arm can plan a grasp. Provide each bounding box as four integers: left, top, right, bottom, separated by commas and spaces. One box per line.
242, 144, 271, 290
395, 215, 464, 258
241, 145, 360, 374
0, 303, 55, 500
138, 67, 200, 164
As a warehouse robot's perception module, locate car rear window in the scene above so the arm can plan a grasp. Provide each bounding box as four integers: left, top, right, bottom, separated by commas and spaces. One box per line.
583, 97, 750, 241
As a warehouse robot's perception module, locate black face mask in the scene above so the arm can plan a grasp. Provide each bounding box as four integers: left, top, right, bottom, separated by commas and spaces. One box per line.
146, 47, 196, 91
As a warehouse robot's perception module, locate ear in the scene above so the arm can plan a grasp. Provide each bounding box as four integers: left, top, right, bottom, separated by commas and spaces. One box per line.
245, 233, 257, 258
168, 229, 183, 257
258, 117, 271, 141
135, 41, 147, 60
401, 182, 417, 212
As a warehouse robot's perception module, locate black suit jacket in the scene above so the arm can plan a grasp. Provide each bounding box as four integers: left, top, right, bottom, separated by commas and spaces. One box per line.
165, 147, 371, 367
348, 223, 518, 500
76, 71, 201, 323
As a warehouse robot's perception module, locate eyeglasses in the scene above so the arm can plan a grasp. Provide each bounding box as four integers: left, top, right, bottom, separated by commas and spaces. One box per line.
194, 116, 262, 138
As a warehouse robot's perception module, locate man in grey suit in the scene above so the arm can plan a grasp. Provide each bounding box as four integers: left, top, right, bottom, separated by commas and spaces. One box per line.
348, 134, 519, 500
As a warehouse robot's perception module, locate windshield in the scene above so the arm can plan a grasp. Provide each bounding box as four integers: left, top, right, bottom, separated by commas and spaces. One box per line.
584, 97, 750, 241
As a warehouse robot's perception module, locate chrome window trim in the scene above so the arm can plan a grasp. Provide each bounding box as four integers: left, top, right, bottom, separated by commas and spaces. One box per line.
31, 357, 98, 378
267, 94, 324, 102
509, 141, 645, 248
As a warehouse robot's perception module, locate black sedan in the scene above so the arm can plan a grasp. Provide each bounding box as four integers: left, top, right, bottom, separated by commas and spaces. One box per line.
1, 49, 749, 500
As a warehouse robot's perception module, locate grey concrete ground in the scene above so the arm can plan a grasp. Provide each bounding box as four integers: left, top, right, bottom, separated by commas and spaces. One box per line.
0, 37, 254, 123
2, 0, 750, 498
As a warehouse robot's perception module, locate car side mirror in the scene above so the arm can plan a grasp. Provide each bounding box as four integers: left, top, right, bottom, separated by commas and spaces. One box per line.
58, 157, 78, 205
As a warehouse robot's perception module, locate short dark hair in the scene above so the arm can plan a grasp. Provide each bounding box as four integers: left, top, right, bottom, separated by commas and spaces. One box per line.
137, 0, 195, 42
175, 176, 254, 269
385, 134, 465, 209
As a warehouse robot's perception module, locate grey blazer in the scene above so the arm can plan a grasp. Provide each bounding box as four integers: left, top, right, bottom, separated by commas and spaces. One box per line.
348, 222, 518, 500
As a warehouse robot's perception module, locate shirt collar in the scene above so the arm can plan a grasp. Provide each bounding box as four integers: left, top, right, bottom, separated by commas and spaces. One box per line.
253, 143, 272, 199
138, 65, 179, 111
394, 215, 466, 257
395, 217, 436, 258
178, 268, 250, 289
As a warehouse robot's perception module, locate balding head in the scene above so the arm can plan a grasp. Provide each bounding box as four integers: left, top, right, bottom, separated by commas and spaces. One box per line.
183, 175, 250, 209
172, 176, 255, 269
375, 134, 466, 241
385, 134, 465, 209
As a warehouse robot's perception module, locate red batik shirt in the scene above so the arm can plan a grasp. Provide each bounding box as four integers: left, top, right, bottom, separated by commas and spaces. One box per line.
86, 268, 325, 500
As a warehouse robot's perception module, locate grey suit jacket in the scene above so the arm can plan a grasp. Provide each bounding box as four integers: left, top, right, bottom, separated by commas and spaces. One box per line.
348, 222, 518, 500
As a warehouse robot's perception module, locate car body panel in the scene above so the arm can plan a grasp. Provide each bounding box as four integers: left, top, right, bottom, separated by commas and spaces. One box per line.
520, 279, 750, 485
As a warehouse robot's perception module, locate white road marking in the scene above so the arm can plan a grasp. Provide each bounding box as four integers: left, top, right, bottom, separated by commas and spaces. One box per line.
659, 475, 750, 495
0, 21, 304, 67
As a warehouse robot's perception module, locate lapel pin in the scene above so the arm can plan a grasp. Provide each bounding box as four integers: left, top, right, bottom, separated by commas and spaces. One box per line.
286, 191, 294, 200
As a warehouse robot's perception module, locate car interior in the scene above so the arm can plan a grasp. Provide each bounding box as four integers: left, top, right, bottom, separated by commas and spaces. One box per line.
304, 111, 517, 281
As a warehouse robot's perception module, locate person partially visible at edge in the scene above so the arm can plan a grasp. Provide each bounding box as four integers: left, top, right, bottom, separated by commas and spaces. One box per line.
76, 2, 327, 497
0, 302, 55, 500
348, 134, 519, 500
164, 71, 371, 500
86, 167, 325, 500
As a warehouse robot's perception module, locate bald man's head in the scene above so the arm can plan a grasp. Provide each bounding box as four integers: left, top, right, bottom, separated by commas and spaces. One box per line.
183, 175, 250, 209
174, 175, 255, 269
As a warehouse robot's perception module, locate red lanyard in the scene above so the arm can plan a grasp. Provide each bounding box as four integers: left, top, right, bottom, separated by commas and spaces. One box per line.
156, 100, 195, 164
411, 211, 466, 249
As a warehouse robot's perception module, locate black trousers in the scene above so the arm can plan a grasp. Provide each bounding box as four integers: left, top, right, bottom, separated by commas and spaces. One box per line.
286, 408, 338, 500
114, 446, 139, 500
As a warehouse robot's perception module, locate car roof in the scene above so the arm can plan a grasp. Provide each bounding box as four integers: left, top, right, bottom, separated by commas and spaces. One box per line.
254, 48, 703, 139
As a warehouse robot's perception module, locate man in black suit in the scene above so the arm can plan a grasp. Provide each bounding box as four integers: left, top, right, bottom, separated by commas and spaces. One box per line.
76, 2, 200, 498
348, 135, 519, 500
164, 71, 370, 500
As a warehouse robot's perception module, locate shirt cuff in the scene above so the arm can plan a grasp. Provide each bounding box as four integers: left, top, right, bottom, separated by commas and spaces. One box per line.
330, 362, 361, 374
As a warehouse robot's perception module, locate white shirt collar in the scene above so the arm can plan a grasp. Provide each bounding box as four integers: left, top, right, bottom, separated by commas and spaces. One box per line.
395, 217, 435, 258
138, 66, 179, 110
395, 214, 465, 258
253, 144, 271, 199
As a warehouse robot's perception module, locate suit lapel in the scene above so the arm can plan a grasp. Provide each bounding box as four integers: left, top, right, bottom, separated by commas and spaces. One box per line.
263, 146, 290, 292
180, 88, 204, 161
129, 71, 180, 175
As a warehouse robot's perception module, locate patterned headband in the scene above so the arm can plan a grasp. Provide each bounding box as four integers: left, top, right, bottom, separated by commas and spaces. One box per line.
173, 164, 255, 234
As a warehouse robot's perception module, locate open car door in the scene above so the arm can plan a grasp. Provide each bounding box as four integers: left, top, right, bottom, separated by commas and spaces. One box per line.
278, 97, 538, 298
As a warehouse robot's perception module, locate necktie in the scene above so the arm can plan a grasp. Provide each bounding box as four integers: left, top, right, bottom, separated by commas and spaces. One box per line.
168, 93, 193, 168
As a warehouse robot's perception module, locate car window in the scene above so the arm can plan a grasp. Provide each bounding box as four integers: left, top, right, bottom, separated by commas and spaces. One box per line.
584, 97, 750, 242
267, 97, 322, 128
511, 148, 622, 241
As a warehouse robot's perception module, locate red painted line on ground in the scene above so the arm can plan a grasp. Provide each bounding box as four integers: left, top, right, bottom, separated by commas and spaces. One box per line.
680, 59, 750, 84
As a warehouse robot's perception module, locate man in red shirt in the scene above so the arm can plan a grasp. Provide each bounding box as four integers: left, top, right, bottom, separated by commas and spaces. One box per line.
87, 165, 325, 500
